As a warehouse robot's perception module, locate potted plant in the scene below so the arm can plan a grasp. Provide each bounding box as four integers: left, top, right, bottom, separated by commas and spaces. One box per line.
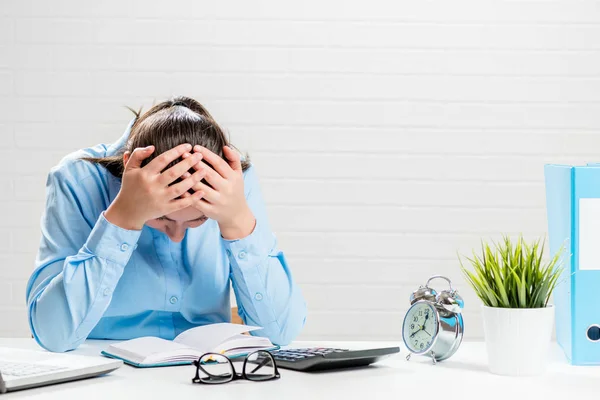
459, 235, 564, 376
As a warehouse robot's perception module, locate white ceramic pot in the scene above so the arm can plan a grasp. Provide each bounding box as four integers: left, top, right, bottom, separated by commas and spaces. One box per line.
481, 305, 554, 376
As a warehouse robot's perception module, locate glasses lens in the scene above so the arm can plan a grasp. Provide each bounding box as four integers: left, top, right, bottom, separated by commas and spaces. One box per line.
244, 351, 276, 381
198, 354, 234, 384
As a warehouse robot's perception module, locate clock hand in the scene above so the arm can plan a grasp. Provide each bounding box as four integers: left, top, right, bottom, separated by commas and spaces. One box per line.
409, 312, 430, 339
410, 323, 424, 338
410, 327, 421, 338
421, 313, 430, 336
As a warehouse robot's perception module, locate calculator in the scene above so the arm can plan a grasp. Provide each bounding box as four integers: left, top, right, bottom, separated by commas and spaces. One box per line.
270, 347, 400, 372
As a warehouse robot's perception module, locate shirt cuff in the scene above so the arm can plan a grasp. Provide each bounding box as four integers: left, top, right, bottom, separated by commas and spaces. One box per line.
221, 218, 274, 270
84, 212, 142, 265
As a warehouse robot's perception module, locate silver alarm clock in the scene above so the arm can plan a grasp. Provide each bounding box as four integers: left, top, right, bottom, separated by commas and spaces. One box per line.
402, 275, 464, 364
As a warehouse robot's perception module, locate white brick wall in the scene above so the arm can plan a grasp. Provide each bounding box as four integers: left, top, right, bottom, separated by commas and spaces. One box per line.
1, 0, 600, 340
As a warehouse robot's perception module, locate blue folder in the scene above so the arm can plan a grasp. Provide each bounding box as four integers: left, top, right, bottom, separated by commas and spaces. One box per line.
545, 164, 600, 365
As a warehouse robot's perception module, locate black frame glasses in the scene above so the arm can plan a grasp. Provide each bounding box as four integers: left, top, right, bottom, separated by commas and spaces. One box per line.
192, 350, 281, 384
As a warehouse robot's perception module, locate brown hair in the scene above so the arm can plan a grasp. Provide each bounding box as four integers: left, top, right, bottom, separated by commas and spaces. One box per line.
82, 96, 249, 180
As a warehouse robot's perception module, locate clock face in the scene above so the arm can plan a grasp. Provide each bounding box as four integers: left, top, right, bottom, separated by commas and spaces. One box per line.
403, 302, 438, 354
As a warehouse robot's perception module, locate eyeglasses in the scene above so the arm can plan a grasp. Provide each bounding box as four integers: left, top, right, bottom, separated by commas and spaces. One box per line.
192, 350, 281, 384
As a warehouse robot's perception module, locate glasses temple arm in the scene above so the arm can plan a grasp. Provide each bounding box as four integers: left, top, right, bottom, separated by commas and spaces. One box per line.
249, 357, 272, 374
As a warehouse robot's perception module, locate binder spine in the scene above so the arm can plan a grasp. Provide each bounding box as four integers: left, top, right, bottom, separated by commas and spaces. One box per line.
547, 164, 600, 365
569, 167, 600, 364
569, 167, 576, 360
544, 165, 574, 361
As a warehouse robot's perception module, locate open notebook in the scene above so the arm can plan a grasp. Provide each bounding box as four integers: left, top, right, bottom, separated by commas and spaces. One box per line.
101, 323, 278, 367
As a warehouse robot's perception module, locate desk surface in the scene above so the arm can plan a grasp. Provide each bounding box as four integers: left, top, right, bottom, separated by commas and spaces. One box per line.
0, 339, 598, 398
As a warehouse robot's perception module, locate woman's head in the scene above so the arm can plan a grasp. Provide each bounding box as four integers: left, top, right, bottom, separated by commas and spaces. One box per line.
84, 96, 249, 241
96, 96, 248, 178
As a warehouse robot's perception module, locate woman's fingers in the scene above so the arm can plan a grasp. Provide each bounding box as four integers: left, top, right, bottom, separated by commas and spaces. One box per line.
189, 197, 213, 215
223, 145, 243, 172
166, 190, 205, 215
185, 154, 226, 191
193, 145, 233, 179
145, 143, 193, 174
167, 168, 206, 199
189, 181, 219, 203
199, 163, 226, 191
158, 152, 203, 186
124, 146, 155, 171
182, 152, 205, 173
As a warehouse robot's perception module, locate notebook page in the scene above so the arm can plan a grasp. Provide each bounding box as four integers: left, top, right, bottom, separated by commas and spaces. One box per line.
108, 337, 191, 363
173, 323, 263, 353
217, 334, 274, 355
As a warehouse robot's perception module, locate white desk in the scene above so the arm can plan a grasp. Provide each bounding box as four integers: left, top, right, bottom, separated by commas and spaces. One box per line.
0, 339, 598, 398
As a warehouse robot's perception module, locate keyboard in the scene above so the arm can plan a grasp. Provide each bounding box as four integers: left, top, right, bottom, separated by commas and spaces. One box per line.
271, 347, 400, 372
0, 361, 66, 377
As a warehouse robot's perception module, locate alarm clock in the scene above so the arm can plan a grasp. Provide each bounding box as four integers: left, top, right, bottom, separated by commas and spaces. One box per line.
402, 275, 464, 364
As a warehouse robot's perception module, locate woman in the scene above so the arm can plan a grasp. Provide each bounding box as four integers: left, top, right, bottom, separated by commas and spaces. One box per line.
26, 96, 307, 352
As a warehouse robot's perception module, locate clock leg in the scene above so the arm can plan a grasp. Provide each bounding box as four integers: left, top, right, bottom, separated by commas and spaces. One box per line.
406, 353, 411, 361
430, 351, 437, 365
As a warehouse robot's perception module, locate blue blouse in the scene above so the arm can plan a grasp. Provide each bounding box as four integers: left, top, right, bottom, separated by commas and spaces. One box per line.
26, 121, 307, 352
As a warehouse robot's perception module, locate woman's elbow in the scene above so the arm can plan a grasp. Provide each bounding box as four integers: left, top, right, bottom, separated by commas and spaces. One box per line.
37, 337, 77, 353
274, 320, 306, 346
271, 303, 307, 346
28, 307, 79, 353
31, 325, 80, 353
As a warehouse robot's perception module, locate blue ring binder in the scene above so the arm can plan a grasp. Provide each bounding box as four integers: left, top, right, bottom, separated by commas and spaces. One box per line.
545, 163, 600, 365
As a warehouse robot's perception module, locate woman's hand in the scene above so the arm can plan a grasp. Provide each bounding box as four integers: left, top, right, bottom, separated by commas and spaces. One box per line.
105, 143, 207, 230
181, 145, 256, 240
